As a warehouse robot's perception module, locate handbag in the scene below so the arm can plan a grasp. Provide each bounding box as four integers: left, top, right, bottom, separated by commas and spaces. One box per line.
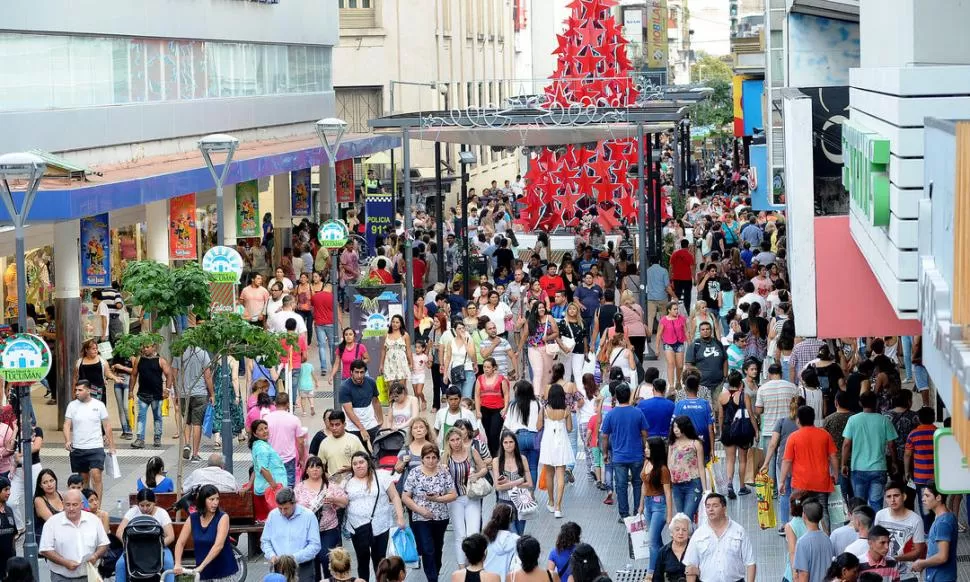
559, 322, 577, 353
450, 351, 468, 386
542, 320, 560, 356
344, 479, 382, 538
728, 391, 755, 444
508, 486, 538, 519
466, 476, 494, 500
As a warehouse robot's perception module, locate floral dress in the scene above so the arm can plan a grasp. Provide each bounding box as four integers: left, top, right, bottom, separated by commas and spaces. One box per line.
668, 440, 701, 485
212, 362, 244, 437
383, 335, 410, 382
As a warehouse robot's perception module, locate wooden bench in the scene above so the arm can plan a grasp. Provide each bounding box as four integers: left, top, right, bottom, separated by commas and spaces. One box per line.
128, 490, 263, 558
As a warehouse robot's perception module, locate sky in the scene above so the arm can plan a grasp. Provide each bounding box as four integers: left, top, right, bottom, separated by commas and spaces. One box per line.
687, 0, 732, 56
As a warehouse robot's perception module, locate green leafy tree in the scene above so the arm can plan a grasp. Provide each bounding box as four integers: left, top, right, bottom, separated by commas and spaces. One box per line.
691, 52, 734, 85
112, 332, 166, 359
121, 261, 212, 330
690, 78, 733, 136
171, 314, 290, 366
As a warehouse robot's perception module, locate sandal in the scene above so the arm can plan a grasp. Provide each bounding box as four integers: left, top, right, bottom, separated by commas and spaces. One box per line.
603, 495, 614, 505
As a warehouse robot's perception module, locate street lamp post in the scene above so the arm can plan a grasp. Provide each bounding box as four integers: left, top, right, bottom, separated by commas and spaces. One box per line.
388, 81, 439, 215
199, 133, 239, 472
458, 149, 477, 298
316, 118, 348, 409
0, 151, 47, 580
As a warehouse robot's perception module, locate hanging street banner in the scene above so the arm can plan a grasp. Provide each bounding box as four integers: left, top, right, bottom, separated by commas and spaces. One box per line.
169, 193, 198, 260
336, 159, 356, 203
236, 179, 260, 238
291, 168, 312, 217
365, 192, 393, 252
0, 333, 52, 382
80, 213, 110, 287
202, 245, 245, 284
646, 0, 668, 70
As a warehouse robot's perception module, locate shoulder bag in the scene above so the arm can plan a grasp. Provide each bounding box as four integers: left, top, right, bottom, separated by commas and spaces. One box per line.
559, 321, 577, 353
508, 486, 538, 519
728, 391, 756, 444
450, 347, 468, 386
467, 448, 495, 499
543, 319, 561, 356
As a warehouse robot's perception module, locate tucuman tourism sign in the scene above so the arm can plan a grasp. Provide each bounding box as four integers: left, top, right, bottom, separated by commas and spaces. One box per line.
202, 246, 245, 284
0, 333, 52, 382
318, 220, 350, 250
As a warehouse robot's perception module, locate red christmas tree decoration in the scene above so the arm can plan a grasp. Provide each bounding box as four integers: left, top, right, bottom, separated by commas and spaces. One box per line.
519, 0, 644, 233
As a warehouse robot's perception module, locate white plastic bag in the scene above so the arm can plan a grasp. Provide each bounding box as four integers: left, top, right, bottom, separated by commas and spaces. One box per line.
624, 515, 650, 561
108, 453, 121, 479
581, 353, 597, 377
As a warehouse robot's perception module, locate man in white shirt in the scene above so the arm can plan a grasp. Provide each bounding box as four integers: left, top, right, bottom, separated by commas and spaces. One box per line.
434, 387, 478, 448
268, 295, 308, 334
755, 363, 799, 483
40, 489, 110, 582
63, 380, 116, 502
91, 290, 111, 342
737, 281, 766, 315
874, 482, 926, 582
844, 506, 876, 561
685, 493, 756, 582
182, 454, 239, 493
266, 283, 285, 319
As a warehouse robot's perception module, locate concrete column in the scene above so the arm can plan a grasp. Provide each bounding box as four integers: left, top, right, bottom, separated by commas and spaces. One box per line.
318, 165, 334, 221
273, 173, 292, 260
221, 184, 237, 247
144, 200, 169, 264
53, 220, 81, 426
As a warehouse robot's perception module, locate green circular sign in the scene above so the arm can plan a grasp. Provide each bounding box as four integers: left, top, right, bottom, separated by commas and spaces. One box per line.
318, 220, 350, 249
0, 333, 52, 382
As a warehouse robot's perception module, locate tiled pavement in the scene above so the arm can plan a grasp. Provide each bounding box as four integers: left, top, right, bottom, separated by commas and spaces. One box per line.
27, 374, 970, 582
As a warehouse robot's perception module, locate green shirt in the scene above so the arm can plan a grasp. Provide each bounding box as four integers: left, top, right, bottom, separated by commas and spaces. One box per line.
843, 411, 898, 471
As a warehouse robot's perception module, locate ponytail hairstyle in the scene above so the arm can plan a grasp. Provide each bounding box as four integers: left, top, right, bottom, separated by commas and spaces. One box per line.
272, 556, 298, 582
376, 557, 406, 582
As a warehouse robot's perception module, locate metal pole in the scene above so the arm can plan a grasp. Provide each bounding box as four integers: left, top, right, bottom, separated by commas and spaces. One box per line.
644, 134, 655, 261
403, 128, 415, 333
434, 142, 445, 283
460, 149, 470, 298
653, 132, 663, 261
328, 157, 340, 410
636, 123, 648, 319
672, 125, 681, 192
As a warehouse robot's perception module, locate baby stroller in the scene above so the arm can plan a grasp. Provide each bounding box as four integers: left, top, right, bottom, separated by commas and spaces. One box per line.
372, 429, 406, 471
123, 515, 166, 582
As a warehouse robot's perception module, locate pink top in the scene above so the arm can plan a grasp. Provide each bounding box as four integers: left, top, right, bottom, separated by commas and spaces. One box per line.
293, 481, 347, 531
620, 304, 647, 337
338, 343, 367, 379
659, 314, 688, 345
245, 404, 274, 431
265, 409, 305, 463
412, 353, 429, 376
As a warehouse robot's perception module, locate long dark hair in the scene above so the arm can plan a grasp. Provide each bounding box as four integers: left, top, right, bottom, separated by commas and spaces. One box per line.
194, 484, 220, 518
513, 380, 537, 426
645, 436, 669, 491
351, 451, 376, 490
376, 557, 406, 582
336, 327, 356, 354
145, 456, 165, 488
34, 469, 57, 499
516, 535, 541, 572
248, 419, 267, 449
582, 373, 598, 400
546, 384, 566, 411
825, 552, 861, 581
569, 543, 604, 582
527, 302, 548, 336
669, 415, 700, 445
497, 430, 526, 478
555, 521, 582, 551
550, 363, 565, 385
303, 455, 329, 487
483, 504, 514, 542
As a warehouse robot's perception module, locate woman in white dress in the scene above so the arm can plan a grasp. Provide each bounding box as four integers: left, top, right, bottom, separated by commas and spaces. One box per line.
538, 384, 574, 519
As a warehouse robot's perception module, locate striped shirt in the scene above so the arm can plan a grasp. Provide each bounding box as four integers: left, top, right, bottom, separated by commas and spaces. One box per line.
860, 554, 901, 582
789, 338, 825, 384
905, 423, 936, 484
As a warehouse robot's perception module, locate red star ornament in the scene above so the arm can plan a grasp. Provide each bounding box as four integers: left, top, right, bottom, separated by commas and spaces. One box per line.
597, 205, 621, 231
617, 191, 638, 219
572, 167, 598, 197
578, 50, 604, 76
576, 20, 603, 47
588, 155, 613, 179
593, 181, 618, 203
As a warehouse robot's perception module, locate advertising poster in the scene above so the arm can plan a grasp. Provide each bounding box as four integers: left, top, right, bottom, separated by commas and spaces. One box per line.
236, 180, 260, 238
80, 213, 110, 287
646, 0, 668, 70
290, 168, 312, 217
335, 159, 356, 203
168, 193, 198, 260
365, 192, 393, 252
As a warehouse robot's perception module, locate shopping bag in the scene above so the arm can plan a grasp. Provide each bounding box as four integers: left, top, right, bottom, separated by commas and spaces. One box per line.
97, 341, 113, 361
743, 446, 765, 485
108, 453, 122, 479
161, 398, 170, 417
624, 515, 650, 561
755, 470, 777, 530
202, 405, 214, 438
828, 484, 848, 526
127, 399, 136, 435
376, 375, 390, 406
709, 459, 728, 494
264, 484, 283, 510
388, 527, 420, 567
87, 561, 104, 582
537, 465, 547, 490
581, 353, 597, 377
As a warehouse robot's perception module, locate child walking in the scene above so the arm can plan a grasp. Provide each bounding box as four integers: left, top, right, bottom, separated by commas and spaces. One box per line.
411, 340, 430, 411
298, 361, 317, 416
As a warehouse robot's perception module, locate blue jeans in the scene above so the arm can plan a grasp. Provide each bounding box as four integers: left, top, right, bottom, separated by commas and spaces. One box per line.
459, 369, 476, 399
672, 478, 703, 521
901, 335, 914, 380
315, 324, 335, 372
567, 412, 578, 472
644, 494, 667, 571
411, 519, 448, 582
317, 527, 342, 580
116, 548, 174, 582
515, 430, 540, 487
777, 471, 793, 525
613, 461, 643, 518
851, 470, 887, 510
284, 459, 297, 487
761, 435, 777, 487
137, 398, 163, 441
114, 383, 131, 434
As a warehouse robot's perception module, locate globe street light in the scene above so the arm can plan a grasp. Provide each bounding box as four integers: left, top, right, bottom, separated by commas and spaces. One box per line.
198, 133, 239, 471
316, 118, 347, 407
0, 151, 47, 579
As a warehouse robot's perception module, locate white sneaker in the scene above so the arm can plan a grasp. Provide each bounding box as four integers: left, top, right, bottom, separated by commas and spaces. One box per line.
546, 504, 555, 513
554, 510, 563, 519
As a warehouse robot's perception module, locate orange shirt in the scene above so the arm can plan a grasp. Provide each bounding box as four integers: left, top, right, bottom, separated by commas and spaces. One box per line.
783, 426, 836, 492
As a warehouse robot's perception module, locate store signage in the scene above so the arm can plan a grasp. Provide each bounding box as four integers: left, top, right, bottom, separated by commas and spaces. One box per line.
169, 193, 198, 260
291, 169, 312, 218
934, 429, 970, 493
622, 8, 643, 44
0, 333, 51, 382
921, 256, 970, 416
843, 118, 890, 227
336, 159, 356, 204
645, 0, 668, 69
318, 220, 350, 250
236, 180, 260, 238
365, 193, 393, 252
202, 246, 245, 284
80, 213, 110, 288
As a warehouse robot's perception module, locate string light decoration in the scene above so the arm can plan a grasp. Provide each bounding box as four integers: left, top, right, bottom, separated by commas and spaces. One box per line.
519, 0, 645, 233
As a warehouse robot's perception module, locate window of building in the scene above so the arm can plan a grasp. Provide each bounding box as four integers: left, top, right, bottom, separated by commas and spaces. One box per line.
338, 0, 377, 29
466, 81, 474, 107
0, 32, 331, 112
335, 87, 383, 133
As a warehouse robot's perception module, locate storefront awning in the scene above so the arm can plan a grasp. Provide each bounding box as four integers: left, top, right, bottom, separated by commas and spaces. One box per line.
814, 216, 921, 338
1, 132, 400, 223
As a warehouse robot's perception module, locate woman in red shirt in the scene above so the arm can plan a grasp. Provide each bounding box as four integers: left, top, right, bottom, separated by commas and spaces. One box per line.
474, 357, 509, 456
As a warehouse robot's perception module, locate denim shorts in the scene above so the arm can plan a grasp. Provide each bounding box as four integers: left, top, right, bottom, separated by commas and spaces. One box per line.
663, 342, 685, 353
913, 364, 930, 391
